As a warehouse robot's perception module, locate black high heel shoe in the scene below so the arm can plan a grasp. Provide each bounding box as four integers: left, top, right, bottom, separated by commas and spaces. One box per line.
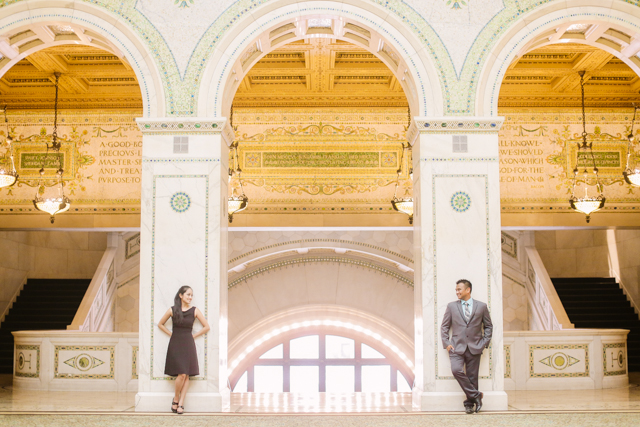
177, 405, 185, 414
171, 400, 178, 413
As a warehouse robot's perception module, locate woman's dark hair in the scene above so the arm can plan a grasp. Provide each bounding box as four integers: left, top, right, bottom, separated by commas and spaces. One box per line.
172, 286, 192, 323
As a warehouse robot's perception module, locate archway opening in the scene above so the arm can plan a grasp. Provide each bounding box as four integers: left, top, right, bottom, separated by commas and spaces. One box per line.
225, 23, 415, 226
496, 35, 640, 224
0, 42, 144, 226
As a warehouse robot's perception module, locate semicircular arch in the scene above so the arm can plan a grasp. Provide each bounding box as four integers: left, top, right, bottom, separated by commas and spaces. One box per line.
197, 0, 443, 119
0, 2, 165, 117
228, 304, 415, 388
477, 3, 640, 116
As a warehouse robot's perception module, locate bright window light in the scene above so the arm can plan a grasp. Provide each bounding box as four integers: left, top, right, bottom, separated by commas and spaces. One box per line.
362, 343, 385, 358
362, 365, 390, 392
326, 366, 355, 393
254, 366, 283, 392
290, 335, 319, 359
397, 371, 412, 392
233, 371, 248, 392
326, 335, 355, 359
290, 366, 319, 393
260, 344, 284, 359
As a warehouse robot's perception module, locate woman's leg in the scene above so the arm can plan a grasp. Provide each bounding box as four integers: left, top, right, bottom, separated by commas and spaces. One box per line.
174, 374, 186, 408
177, 375, 190, 412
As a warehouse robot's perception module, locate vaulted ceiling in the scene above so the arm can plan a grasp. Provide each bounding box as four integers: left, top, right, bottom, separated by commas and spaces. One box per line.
232, 38, 408, 108
4, 40, 640, 112
0, 45, 142, 111
499, 43, 640, 109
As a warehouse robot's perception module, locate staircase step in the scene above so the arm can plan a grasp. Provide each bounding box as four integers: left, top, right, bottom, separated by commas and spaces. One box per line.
0, 278, 90, 374
551, 277, 640, 372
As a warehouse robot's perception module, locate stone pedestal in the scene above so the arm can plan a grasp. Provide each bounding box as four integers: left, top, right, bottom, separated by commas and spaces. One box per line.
410, 117, 508, 411
135, 118, 232, 412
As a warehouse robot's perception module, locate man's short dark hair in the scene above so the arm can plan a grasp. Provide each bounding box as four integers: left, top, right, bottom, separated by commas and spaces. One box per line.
456, 279, 472, 292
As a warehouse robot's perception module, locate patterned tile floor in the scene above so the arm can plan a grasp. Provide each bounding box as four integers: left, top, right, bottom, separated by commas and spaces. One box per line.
1, 374, 639, 414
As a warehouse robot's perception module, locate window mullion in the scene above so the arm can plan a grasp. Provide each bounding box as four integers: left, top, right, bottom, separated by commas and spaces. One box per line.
283, 340, 290, 392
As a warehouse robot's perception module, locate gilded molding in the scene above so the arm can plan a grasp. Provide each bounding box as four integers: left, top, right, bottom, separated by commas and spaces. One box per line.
136, 118, 227, 134
228, 256, 414, 289
414, 117, 505, 133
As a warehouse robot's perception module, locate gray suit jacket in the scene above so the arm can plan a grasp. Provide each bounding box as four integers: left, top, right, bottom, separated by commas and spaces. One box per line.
441, 299, 493, 355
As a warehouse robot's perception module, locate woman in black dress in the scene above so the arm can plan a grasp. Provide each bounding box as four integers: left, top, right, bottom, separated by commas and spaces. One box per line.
158, 286, 210, 414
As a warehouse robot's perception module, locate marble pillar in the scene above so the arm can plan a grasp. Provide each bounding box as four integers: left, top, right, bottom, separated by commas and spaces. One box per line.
135, 118, 232, 412
410, 117, 508, 411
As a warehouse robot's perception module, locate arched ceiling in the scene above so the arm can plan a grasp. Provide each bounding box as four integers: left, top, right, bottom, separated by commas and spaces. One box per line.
499, 43, 640, 109
232, 38, 408, 109
1, 45, 142, 110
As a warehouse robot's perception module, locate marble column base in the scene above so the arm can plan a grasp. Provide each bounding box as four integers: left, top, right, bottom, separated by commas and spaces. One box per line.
413, 390, 508, 412
135, 391, 230, 412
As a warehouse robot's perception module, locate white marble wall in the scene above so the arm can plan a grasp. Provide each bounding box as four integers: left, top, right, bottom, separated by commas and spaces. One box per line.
136, 119, 230, 412
0, 231, 107, 322
411, 118, 507, 411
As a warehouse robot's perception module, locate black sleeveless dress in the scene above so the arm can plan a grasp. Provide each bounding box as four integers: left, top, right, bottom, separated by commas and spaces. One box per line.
164, 306, 199, 376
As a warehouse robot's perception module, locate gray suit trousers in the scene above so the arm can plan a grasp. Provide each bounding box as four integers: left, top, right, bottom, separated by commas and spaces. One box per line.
449, 348, 481, 402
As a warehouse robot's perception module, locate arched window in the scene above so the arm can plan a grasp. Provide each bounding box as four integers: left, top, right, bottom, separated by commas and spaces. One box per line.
231, 333, 413, 393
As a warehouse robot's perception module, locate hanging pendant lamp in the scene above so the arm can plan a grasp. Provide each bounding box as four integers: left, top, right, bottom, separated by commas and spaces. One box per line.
623, 105, 640, 187
33, 72, 71, 223
568, 71, 605, 223
227, 119, 249, 223
0, 107, 18, 188
390, 142, 413, 224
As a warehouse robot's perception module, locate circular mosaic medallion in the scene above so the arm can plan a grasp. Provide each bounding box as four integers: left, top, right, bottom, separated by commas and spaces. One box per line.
18, 353, 25, 370
170, 192, 191, 213
549, 352, 570, 370
450, 191, 471, 212
76, 354, 93, 371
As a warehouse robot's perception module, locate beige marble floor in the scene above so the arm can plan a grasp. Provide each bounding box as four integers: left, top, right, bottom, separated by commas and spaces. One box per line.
1, 374, 640, 413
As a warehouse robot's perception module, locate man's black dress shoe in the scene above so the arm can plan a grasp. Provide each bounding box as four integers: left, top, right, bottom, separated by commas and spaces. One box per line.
473, 392, 484, 413
464, 406, 474, 414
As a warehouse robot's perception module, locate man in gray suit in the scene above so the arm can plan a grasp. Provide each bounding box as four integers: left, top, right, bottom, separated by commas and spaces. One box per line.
441, 279, 493, 414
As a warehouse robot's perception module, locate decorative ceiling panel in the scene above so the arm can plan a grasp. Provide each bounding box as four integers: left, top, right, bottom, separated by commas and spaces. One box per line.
1, 46, 142, 111
499, 43, 640, 109
233, 38, 407, 108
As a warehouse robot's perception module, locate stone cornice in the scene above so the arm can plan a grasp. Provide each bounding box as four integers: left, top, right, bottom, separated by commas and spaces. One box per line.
411, 116, 505, 134
136, 117, 228, 135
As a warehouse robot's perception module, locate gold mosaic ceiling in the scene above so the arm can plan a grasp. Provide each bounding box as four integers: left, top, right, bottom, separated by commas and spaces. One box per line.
232, 38, 408, 108
1, 45, 142, 110
4, 41, 640, 111
499, 43, 640, 108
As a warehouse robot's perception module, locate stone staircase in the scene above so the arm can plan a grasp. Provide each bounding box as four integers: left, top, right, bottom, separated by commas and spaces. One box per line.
0, 279, 90, 374
552, 277, 640, 372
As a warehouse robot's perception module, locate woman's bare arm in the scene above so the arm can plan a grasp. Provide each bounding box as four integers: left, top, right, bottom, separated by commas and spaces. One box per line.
193, 308, 210, 339
158, 308, 173, 336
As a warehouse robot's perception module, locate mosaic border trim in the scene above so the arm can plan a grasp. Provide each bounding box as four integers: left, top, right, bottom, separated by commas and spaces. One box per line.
501, 232, 518, 260
504, 344, 511, 379
53, 345, 115, 379
228, 238, 413, 265
503, 274, 525, 289
118, 274, 140, 290
143, 158, 220, 163
125, 233, 141, 260
415, 118, 504, 132
528, 344, 589, 378
132, 345, 139, 380
229, 256, 413, 289
421, 157, 499, 162
433, 174, 492, 380
137, 119, 225, 134
151, 174, 209, 381
14, 344, 40, 378
603, 342, 626, 377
